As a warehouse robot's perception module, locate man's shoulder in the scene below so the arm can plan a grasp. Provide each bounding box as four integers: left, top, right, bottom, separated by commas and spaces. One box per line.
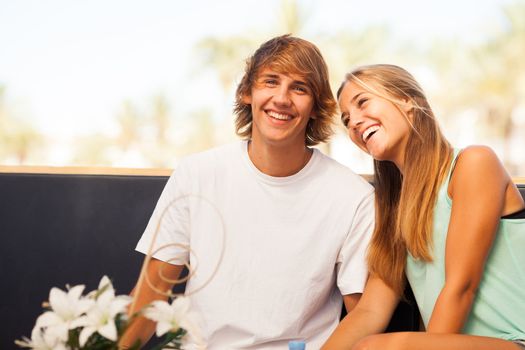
314, 150, 373, 193
178, 141, 242, 168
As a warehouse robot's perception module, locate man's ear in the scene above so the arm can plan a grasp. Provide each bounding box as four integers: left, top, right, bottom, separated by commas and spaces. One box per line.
242, 93, 252, 105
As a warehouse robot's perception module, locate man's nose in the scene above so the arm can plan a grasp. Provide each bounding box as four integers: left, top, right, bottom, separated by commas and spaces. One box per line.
273, 86, 292, 106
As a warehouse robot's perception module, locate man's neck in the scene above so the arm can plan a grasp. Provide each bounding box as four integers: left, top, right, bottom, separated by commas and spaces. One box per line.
247, 140, 312, 177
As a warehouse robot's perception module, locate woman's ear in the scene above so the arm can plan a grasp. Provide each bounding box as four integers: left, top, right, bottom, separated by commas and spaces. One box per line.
401, 99, 415, 123
402, 98, 413, 114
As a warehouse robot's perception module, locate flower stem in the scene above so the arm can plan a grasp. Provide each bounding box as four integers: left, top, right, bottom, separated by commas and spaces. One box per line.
148, 333, 182, 350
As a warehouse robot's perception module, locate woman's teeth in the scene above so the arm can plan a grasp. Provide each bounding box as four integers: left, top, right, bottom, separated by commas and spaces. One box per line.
362, 125, 380, 142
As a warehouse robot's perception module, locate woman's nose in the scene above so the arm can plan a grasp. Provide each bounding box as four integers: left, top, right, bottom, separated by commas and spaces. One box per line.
349, 115, 364, 129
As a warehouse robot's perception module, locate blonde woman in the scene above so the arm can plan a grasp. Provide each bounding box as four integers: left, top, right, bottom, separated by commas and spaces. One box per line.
323, 64, 525, 350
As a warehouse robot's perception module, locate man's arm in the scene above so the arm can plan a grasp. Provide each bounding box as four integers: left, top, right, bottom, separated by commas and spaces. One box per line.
321, 276, 399, 350
342, 293, 361, 314
119, 258, 184, 349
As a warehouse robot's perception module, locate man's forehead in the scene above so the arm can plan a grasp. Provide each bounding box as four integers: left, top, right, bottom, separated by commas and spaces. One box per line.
256, 66, 309, 83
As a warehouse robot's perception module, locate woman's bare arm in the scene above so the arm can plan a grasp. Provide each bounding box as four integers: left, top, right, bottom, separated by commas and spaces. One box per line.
322, 275, 400, 349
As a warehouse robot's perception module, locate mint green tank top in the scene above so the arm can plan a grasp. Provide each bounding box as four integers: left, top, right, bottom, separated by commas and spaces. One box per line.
405, 149, 525, 340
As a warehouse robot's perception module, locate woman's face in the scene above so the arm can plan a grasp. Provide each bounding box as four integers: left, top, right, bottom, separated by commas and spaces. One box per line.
338, 80, 413, 170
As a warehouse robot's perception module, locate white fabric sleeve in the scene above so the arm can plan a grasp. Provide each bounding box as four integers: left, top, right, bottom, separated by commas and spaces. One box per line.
135, 165, 190, 265
336, 191, 375, 295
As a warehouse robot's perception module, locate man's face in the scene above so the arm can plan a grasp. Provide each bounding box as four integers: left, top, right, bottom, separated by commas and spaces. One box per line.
243, 67, 315, 149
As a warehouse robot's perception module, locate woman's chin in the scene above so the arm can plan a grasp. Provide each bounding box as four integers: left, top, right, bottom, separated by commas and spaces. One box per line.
367, 146, 384, 160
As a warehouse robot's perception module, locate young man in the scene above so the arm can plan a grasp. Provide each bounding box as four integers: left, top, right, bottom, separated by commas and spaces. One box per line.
121, 35, 374, 349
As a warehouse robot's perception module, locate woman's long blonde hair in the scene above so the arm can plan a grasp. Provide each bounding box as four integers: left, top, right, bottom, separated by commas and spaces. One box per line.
338, 64, 452, 295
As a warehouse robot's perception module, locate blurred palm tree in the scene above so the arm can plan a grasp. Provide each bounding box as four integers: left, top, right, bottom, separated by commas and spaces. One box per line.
151, 94, 170, 145
193, 0, 388, 155
116, 100, 143, 151
72, 134, 113, 166
0, 85, 44, 164
468, 1, 525, 170
181, 109, 216, 155
425, 38, 479, 120
195, 36, 259, 93
0, 122, 43, 164
277, 0, 308, 34
0, 85, 5, 122
321, 26, 390, 94
194, 0, 310, 94
418, 0, 524, 173
72, 95, 177, 167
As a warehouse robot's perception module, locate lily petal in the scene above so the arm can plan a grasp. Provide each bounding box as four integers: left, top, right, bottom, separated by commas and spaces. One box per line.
44, 323, 69, 342
98, 275, 112, 290
155, 321, 173, 337
70, 315, 89, 329
35, 311, 62, 327
79, 326, 97, 347
68, 284, 86, 301
48, 288, 69, 316
98, 321, 118, 342
109, 297, 131, 317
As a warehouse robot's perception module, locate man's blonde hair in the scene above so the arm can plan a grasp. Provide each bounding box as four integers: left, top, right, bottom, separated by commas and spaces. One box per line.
234, 34, 337, 146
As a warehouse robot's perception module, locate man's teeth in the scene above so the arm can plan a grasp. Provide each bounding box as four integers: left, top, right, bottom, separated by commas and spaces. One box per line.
362, 125, 380, 142
268, 111, 292, 120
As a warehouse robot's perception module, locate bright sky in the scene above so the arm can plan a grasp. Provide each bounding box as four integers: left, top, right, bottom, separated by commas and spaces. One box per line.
0, 0, 511, 138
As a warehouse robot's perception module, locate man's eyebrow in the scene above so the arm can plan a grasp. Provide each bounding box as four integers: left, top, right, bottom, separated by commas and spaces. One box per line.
293, 80, 309, 87
258, 73, 280, 79
257, 73, 310, 89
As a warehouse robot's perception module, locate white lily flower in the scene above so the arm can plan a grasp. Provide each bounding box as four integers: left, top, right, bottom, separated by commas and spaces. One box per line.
143, 297, 207, 348
175, 304, 207, 350
179, 312, 207, 350
71, 276, 131, 347
14, 326, 68, 350
17, 276, 209, 350
35, 284, 94, 341
143, 297, 190, 336
88, 275, 115, 298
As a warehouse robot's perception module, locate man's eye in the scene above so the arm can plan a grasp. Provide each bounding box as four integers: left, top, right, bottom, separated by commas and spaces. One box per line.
294, 86, 308, 94
265, 79, 278, 86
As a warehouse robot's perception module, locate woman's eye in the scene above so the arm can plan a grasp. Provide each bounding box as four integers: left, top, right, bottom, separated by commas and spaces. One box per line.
357, 98, 368, 107
265, 79, 278, 86
341, 114, 350, 127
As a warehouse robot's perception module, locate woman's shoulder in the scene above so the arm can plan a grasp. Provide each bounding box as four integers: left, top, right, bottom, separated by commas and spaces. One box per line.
455, 145, 504, 175
450, 145, 509, 194
458, 145, 500, 163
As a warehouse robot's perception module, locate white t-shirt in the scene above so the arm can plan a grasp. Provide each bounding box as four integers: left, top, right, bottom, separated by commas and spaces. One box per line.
136, 141, 375, 349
